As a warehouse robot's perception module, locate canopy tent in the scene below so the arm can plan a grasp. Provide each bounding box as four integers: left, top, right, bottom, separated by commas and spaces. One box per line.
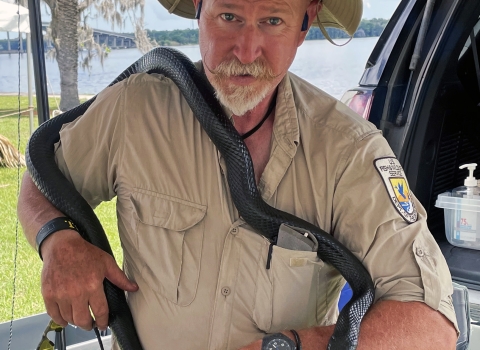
0, 1, 30, 33
0, 0, 35, 135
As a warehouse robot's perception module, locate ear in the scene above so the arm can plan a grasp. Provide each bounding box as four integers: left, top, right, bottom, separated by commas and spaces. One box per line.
297, 0, 322, 46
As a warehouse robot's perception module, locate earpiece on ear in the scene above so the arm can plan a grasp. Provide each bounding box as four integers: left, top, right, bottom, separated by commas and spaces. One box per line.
195, 0, 203, 19
301, 13, 309, 31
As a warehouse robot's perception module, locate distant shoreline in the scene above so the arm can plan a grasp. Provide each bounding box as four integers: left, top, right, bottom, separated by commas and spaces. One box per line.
0, 92, 95, 99
0, 35, 381, 54
0, 47, 140, 55
0, 38, 379, 98
0, 50, 27, 55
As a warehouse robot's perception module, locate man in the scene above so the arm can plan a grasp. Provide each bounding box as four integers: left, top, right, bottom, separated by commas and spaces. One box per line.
18, 0, 458, 349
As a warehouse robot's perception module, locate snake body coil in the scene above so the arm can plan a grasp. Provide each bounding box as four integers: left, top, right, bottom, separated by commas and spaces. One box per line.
26, 47, 374, 350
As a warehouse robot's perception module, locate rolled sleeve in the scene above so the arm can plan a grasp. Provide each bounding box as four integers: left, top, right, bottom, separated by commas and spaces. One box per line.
332, 132, 458, 332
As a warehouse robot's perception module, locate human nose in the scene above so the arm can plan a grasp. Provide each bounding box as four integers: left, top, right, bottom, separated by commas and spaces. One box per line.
232, 24, 262, 64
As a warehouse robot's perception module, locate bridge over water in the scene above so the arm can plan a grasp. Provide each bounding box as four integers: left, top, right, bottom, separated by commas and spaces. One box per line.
41, 22, 137, 49
0, 23, 136, 53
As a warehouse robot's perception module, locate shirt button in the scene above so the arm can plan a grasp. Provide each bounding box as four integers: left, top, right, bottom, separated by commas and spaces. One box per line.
416, 248, 425, 257
221, 287, 231, 296
231, 228, 238, 235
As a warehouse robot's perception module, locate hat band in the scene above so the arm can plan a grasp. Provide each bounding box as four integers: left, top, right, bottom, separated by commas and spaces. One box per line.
168, 0, 182, 13
316, 12, 353, 47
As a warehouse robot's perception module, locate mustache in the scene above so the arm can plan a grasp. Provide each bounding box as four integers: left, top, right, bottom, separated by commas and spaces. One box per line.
208, 58, 278, 81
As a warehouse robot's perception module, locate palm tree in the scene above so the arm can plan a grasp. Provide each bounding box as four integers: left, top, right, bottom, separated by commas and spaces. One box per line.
40, 0, 153, 111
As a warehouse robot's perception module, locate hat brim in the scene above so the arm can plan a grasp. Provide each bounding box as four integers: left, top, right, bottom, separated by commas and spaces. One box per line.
157, 0, 362, 37
316, 0, 362, 37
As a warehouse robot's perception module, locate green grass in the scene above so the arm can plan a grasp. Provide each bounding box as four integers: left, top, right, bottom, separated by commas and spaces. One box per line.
0, 95, 62, 120
0, 96, 121, 323
0, 95, 89, 153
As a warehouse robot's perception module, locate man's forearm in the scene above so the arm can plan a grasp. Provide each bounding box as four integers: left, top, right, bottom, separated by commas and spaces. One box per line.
17, 173, 138, 332
17, 172, 66, 248
295, 300, 457, 350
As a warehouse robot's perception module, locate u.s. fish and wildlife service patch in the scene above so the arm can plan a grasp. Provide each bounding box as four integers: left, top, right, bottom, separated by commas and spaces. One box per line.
374, 157, 418, 224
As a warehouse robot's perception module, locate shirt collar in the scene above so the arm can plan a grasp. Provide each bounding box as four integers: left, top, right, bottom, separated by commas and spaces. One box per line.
272, 72, 300, 159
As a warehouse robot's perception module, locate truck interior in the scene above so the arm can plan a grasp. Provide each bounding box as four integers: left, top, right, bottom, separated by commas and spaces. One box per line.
398, 9, 479, 291
363, 0, 480, 325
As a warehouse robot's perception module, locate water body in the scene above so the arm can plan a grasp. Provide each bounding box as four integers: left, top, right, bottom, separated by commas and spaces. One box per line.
0, 37, 378, 99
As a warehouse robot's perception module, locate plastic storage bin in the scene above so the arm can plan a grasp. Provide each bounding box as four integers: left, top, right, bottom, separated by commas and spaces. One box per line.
435, 192, 480, 250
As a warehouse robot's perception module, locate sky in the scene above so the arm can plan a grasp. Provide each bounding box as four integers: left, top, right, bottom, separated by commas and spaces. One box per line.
1, 0, 401, 38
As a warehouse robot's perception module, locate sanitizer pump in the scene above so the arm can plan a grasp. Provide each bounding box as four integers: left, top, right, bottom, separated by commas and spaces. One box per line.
452, 163, 480, 198
435, 163, 480, 250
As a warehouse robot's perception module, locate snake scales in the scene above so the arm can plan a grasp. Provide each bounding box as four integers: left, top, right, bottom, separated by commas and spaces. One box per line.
26, 47, 374, 350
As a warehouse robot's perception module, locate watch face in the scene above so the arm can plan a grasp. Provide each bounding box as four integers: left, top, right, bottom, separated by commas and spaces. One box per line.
264, 338, 293, 349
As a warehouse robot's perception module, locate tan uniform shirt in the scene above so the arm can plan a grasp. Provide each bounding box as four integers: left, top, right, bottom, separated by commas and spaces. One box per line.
54, 65, 457, 350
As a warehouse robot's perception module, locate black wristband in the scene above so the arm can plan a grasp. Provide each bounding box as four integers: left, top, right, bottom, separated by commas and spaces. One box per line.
36, 217, 79, 260
290, 329, 302, 350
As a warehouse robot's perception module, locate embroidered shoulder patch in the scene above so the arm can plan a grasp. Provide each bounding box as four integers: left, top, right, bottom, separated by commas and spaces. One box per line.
374, 157, 418, 224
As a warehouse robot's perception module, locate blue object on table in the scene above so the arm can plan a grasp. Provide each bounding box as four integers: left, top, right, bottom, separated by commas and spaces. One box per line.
338, 283, 353, 311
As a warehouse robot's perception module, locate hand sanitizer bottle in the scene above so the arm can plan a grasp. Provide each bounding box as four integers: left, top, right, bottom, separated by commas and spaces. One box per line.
452, 163, 480, 246
452, 163, 480, 198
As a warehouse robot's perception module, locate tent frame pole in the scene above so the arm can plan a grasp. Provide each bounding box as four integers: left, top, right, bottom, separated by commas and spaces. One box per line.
26, 32, 34, 135
27, 0, 49, 124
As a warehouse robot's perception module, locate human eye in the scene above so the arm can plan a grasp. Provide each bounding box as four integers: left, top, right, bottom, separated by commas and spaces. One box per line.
267, 17, 282, 26
220, 13, 236, 21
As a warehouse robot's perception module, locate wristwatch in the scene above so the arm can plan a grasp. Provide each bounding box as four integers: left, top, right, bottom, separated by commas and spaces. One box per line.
262, 333, 296, 350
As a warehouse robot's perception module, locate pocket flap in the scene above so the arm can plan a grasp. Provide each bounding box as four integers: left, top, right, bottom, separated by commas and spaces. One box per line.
132, 188, 206, 231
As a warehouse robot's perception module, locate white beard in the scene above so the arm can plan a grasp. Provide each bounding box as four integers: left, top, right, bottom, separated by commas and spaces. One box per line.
212, 80, 273, 116
207, 58, 277, 116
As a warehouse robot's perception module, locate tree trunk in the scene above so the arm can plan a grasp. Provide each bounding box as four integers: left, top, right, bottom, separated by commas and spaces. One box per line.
50, 0, 80, 111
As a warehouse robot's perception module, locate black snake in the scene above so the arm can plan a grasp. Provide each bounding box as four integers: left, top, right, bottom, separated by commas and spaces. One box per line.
26, 47, 375, 350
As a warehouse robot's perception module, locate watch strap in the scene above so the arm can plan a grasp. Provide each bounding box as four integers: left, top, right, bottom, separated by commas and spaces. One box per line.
36, 217, 79, 260
290, 330, 302, 350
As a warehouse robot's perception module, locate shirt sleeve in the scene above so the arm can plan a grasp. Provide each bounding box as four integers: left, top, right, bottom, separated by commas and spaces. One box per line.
54, 81, 126, 208
332, 131, 458, 332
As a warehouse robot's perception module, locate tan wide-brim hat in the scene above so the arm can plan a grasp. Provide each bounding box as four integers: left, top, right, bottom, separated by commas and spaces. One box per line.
157, 0, 363, 36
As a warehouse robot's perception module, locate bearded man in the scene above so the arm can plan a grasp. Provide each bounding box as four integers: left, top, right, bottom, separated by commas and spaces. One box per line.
18, 0, 459, 349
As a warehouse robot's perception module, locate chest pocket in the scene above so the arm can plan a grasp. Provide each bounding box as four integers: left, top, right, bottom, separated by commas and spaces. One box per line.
132, 188, 206, 306
253, 243, 325, 333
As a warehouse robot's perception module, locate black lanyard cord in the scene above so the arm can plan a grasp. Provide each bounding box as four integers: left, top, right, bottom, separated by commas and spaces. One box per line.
241, 93, 277, 140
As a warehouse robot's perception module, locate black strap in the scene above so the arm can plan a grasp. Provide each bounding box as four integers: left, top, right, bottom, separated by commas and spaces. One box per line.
36, 217, 79, 260
290, 329, 302, 350
241, 93, 277, 140
94, 327, 105, 350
